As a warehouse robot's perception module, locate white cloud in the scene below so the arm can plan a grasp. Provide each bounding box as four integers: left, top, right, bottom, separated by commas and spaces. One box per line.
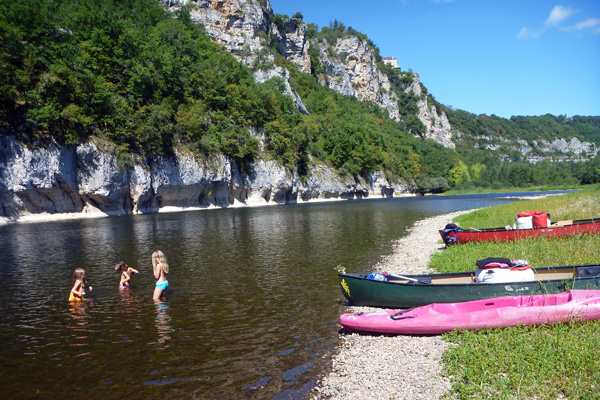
545, 5, 576, 26
517, 27, 543, 39
518, 4, 588, 38
517, 27, 531, 39
565, 18, 600, 34
561, 18, 600, 34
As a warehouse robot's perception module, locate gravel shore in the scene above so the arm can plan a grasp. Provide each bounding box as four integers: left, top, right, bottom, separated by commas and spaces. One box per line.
312, 209, 476, 400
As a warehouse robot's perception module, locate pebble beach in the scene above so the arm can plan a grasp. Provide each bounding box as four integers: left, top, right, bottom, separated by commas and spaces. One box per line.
312, 209, 476, 400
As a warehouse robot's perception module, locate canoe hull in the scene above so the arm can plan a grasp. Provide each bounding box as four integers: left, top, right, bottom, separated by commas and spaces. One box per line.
338, 264, 600, 308
340, 290, 600, 335
439, 218, 600, 244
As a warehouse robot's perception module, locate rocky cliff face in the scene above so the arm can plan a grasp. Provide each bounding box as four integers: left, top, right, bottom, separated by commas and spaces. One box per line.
161, 1, 597, 157
162, 0, 312, 113
0, 136, 410, 224
161, 0, 457, 148
313, 37, 455, 148
276, 18, 311, 74
404, 75, 455, 148
479, 136, 597, 162
315, 37, 400, 121
165, 0, 271, 67
162, 1, 311, 73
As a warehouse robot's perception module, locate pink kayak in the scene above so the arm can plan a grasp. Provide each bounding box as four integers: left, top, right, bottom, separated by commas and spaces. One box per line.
340, 290, 600, 335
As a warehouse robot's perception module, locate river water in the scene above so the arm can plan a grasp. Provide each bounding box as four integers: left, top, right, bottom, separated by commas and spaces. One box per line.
0, 192, 564, 399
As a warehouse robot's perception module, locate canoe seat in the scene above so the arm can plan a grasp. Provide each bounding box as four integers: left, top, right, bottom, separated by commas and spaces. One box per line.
552, 220, 573, 227
576, 266, 600, 277
413, 276, 432, 284
391, 275, 433, 284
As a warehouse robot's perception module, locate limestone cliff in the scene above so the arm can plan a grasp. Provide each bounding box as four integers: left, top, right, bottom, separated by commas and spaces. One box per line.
275, 18, 311, 74
162, 0, 312, 113
164, 0, 271, 68
314, 37, 400, 121
479, 136, 597, 163
404, 75, 455, 148
160, 1, 457, 148
0, 136, 410, 224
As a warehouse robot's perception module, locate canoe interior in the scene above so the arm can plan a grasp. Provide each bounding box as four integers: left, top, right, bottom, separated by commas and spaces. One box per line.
447, 217, 600, 234
339, 264, 600, 308
389, 266, 580, 285
355, 264, 599, 285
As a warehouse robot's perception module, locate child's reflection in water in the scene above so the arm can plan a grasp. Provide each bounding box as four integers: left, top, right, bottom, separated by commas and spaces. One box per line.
155, 301, 172, 347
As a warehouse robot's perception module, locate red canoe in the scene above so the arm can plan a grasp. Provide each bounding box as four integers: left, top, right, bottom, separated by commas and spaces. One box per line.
340, 290, 600, 335
440, 218, 600, 245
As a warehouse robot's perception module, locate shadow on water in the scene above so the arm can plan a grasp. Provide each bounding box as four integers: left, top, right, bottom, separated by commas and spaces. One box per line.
0, 192, 564, 398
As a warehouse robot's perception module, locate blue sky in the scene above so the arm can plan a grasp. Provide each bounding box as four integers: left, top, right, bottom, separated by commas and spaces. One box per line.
269, 0, 600, 118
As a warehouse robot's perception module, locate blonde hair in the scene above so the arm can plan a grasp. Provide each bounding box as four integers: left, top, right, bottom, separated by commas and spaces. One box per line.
72, 268, 86, 285
152, 250, 169, 274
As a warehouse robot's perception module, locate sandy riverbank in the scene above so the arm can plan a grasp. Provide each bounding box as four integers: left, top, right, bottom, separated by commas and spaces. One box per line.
311, 209, 476, 400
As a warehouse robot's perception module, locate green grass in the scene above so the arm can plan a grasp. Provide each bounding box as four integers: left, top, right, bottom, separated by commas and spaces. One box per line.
442, 321, 600, 400
443, 184, 581, 196
431, 184, 600, 399
453, 184, 600, 229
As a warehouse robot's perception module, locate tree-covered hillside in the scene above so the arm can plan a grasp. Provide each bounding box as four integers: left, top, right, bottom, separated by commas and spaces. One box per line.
440, 107, 600, 160
1, 0, 457, 189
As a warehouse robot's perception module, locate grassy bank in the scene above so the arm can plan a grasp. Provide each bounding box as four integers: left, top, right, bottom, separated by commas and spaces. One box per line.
429, 184, 600, 399
443, 185, 581, 196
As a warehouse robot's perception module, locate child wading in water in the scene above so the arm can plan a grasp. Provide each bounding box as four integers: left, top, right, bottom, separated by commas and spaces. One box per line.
152, 250, 169, 301
115, 261, 139, 289
69, 268, 92, 302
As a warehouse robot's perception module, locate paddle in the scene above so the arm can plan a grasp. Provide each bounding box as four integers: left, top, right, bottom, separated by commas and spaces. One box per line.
383, 272, 432, 284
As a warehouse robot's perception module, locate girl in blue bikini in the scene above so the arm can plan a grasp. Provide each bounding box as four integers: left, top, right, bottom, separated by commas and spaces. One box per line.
152, 250, 170, 301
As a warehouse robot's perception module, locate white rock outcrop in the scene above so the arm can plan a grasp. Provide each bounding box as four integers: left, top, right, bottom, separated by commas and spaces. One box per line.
276, 18, 311, 74
405, 75, 455, 148
165, 0, 271, 67
0, 136, 411, 224
479, 135, 597, 162
316, 37, 400, 121
254, 66, 309, 114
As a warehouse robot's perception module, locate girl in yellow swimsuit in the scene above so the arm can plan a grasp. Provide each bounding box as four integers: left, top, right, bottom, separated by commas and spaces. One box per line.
69, 268, 92, 302
152, 250, 170, 301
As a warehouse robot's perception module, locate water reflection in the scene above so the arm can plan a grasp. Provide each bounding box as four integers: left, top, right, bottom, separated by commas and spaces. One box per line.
154, 301, 172, 347
67, 302, 90, 356
118, 288, 143, 334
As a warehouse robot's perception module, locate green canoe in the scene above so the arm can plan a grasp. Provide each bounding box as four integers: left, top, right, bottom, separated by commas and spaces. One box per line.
338, 264, 600, 308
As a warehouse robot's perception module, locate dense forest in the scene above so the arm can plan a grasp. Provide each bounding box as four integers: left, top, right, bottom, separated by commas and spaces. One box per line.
1, 0, 599, 193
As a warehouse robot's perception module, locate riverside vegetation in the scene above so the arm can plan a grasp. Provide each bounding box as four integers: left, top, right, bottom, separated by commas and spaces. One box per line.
2, 0, 600, 194
428, 185, 600, 399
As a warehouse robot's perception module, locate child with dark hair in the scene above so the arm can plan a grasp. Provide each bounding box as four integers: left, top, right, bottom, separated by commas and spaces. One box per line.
115, 261, 139, 289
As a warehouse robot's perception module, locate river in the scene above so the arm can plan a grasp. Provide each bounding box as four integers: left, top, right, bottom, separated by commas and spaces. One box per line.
0, 192, 565, 399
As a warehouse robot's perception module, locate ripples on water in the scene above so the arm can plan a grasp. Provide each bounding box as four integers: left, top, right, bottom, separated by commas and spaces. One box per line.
0, 193, 552, 398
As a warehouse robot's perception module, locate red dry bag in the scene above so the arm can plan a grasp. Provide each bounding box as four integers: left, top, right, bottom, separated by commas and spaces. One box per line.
532, 211, 548, 228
